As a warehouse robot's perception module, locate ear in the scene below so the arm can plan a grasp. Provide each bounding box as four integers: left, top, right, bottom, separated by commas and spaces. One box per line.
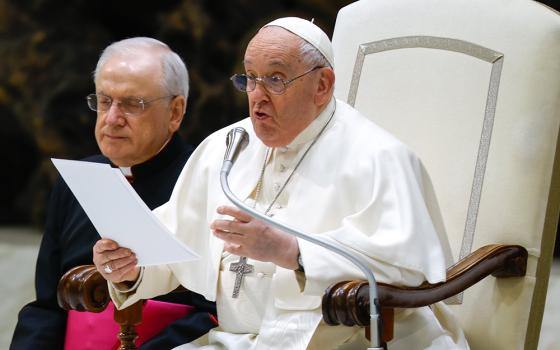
314, 67, 335, 106
168, 95, 186, 133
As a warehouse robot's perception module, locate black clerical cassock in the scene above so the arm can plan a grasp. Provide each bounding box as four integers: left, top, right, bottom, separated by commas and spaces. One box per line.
11, 133, 217, 350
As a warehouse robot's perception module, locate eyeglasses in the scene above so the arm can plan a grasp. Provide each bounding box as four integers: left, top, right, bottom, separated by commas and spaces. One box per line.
230, 66, 322, 95
86, 93, 175, 116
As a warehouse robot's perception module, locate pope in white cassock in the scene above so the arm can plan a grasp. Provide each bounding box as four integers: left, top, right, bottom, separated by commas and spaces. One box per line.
93, 17, 470, 350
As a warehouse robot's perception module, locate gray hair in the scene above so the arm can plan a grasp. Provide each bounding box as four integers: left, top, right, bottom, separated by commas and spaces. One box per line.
298, 38, 332, 69
94, 37, 189, 104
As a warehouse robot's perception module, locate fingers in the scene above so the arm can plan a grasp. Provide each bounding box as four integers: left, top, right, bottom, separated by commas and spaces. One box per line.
211, 216, 250, 256
217, 205, 253, 222
211, 218, 246, 236
104, 253, 137, 271
93, 246, 135, 267
212, 227, 245, 245
93, 239, 119, 253
93, 239, 134, 262
102, 247, 135, 264
104, 262, 140, 283
222, 241, 243, 255
97, 254, 138, 282
211, 217, 265, 259
93, 238, 138, 282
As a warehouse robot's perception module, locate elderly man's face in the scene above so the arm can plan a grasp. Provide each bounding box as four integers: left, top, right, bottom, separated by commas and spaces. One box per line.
243, 27, 324, 147
94, 52, 183, 166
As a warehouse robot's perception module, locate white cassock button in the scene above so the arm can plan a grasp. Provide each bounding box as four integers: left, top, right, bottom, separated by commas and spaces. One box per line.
279, 164, 287, 172
279, 147, 288, 153
257, 272, 264, 278
273, 183, 281, 192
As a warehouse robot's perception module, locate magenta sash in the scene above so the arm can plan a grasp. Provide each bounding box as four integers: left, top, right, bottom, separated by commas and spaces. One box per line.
64, 300, 193, 350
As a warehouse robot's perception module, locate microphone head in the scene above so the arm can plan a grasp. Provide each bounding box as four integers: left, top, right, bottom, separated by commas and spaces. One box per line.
224, 127, 249, 163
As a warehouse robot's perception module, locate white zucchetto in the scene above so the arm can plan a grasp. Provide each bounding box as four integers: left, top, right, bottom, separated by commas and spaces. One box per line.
263, 17, 334, 68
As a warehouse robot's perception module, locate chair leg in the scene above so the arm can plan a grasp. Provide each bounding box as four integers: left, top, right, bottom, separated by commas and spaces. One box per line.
114, 300, 143, 350
118, 324, 139, 350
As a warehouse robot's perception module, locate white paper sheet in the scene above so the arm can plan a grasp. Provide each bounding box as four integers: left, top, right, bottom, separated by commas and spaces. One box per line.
51, 158, 199, 266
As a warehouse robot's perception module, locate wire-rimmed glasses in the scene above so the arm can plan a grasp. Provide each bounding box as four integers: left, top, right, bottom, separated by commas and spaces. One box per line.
86, 94, 175, 116
230, 66, 322, 95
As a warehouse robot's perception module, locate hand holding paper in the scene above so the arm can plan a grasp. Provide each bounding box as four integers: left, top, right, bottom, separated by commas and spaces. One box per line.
93, 238, 141, 283
51, 158, 199, 266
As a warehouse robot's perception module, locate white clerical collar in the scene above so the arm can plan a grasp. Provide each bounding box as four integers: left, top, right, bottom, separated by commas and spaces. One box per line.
285, 97, 335, 149
119, 167, 133, 177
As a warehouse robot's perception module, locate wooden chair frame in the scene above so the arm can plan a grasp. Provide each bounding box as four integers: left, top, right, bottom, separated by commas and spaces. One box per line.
57, 244, 527, 348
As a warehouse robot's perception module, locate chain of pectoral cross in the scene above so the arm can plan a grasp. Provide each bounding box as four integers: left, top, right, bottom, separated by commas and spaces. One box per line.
228, 102, 337, 298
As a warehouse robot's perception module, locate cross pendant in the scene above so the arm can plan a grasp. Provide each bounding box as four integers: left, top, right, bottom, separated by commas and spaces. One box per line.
229, 256, 254, 298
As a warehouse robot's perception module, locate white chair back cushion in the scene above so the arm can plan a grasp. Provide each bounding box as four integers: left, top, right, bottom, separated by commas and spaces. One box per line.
332, 1, 560, 349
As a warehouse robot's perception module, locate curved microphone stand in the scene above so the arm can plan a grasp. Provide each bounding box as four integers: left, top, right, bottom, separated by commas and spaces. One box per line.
220, 127, 385, 350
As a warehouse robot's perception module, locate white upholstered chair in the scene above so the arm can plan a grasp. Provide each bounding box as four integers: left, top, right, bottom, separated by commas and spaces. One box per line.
57, 1, 559, 349
328, 0, 560, 348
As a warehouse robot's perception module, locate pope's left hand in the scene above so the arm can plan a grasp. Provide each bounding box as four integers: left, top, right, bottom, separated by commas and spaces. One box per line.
211, 205, 299, 270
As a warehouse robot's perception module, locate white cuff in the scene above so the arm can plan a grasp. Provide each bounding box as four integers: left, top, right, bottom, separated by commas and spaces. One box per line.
110, 267, 144, 294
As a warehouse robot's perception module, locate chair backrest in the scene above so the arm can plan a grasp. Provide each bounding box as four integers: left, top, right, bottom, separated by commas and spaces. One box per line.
331, 1, 560, 349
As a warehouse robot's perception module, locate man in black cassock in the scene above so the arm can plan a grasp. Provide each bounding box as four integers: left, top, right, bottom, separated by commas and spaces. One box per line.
11, 37, 217, 350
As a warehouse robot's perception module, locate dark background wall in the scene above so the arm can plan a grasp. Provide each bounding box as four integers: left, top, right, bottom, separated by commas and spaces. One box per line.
0, 0, 354, 225
1, 0, 558, 256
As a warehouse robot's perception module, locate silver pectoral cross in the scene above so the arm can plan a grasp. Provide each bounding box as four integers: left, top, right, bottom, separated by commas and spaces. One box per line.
229, 256, 254, 298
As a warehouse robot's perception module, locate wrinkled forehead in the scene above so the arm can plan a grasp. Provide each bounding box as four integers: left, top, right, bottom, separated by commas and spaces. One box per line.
95, 53, 166, 97
98, 52, 163, 80
243, 27, 304, 70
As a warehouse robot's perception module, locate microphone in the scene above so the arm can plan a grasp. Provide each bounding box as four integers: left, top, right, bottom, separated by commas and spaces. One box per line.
222, 127, 249, 176
219, 128, 385, 350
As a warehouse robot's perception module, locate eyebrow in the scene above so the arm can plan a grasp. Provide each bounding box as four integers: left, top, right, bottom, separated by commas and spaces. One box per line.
243, 58, 291, 70
95, 92, 143, 101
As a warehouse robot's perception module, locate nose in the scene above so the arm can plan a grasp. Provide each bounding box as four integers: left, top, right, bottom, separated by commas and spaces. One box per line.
248, 80, 270, 104
104, 101, 125, 126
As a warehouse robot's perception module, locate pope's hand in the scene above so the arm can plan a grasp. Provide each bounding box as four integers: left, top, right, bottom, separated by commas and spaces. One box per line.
93, 239, 140, 283
211, 205, 299, 270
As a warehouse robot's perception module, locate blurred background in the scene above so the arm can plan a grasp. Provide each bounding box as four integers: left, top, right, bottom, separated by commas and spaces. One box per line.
0, 0, 356, 227
0, 0, 559, 348
0, 0, 558, 246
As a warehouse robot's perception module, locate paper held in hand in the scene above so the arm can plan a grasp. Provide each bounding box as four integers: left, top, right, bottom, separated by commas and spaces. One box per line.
51, 158, 199, 266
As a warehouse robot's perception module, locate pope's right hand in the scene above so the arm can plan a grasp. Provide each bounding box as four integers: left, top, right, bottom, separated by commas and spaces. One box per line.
93, 239, 140, 283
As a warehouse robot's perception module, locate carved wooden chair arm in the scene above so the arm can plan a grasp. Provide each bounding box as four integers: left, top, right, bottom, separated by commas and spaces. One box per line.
57, 264, 191, 349
321, 244, 528, 334
58, 265, 143, 349
57, 265, 186, 349
57, 264, 110, 313
57, 265, 189, 313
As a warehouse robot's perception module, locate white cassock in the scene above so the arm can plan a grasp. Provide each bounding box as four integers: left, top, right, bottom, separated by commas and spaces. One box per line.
109, 98, 469, 349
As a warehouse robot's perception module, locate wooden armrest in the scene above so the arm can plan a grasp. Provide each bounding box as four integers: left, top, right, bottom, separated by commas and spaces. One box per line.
57, 264, 143, 349
57, 265, 110, 312
57, 264, 191, 350
322, 244, 528, 329
57, 264, 189, 312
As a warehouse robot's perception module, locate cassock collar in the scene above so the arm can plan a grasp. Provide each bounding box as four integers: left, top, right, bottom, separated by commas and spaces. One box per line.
119, 166, 133, 177
283, 97, 335, 150
112, 133, 186, 180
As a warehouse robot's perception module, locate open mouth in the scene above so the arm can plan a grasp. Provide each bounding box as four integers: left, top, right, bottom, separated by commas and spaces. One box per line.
254, 111, 268, 120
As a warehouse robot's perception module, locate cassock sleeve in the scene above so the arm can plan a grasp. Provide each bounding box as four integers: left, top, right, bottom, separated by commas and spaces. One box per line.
298, 143, 449, 296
